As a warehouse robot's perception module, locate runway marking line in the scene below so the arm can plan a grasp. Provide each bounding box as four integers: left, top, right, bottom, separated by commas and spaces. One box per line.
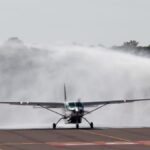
0, 142, 43, 145
0, 140, 150, 147
46, 140, 150, 147
80, 130, 130, 142
138, 141, 150, 146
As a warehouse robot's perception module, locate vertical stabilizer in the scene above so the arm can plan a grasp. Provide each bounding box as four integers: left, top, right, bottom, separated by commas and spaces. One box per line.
64, 84, 67, 102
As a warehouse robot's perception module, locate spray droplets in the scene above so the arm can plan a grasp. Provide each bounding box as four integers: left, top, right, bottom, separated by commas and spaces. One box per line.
0, 41, 150, 128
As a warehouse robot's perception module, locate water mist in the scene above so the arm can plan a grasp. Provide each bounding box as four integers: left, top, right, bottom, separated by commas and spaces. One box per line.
0, 38, 150, 129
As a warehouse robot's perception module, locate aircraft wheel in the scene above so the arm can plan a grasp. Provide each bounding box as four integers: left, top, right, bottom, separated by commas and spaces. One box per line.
76, 124, 79, 129
53, 123, 56, 129
90, 122, 94, 129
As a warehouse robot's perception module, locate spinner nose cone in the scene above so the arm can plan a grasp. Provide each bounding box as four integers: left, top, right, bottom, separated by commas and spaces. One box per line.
75, 107, 79, 112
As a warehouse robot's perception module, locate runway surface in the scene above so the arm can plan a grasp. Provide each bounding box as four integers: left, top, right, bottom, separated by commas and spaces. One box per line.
0, 128, 149, 150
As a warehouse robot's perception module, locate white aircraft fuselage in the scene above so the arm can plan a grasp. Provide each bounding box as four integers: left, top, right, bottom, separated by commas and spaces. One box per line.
64, 101, 84, 124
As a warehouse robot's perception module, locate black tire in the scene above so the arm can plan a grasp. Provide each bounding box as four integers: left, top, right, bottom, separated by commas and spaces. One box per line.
76, 124, 79, 129
90, 122, 93, 129
53, 123, 56, 129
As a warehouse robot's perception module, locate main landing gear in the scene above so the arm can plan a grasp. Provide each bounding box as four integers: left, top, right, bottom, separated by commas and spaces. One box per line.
90, 122, 93, 128
52, 117, 64, 129
53, 123, 56, 129
83, 117, 94, 129
52, 117, 94, 129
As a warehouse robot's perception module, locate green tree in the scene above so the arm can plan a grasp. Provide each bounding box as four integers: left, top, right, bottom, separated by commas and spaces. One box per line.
123, 40, 139, 49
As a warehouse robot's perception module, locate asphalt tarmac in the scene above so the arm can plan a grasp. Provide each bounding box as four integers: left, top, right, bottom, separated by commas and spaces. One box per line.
0, 128, 149, 150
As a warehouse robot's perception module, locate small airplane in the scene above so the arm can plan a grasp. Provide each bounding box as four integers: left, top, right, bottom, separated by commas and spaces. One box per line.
0, 85, 150, 129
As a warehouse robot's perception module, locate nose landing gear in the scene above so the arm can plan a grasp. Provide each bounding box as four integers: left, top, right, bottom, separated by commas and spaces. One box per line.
76, 124, 79, 129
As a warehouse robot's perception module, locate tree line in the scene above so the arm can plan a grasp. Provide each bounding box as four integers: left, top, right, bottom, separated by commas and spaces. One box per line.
112, 40, 150, 57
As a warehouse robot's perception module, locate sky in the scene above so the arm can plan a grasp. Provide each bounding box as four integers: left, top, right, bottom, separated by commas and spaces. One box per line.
0, 0, 150, 47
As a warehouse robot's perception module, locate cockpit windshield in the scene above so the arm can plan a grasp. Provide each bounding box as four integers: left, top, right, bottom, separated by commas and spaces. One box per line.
68, 102, 76, 108
68, 102, 83, 108
76, 102, 83, 107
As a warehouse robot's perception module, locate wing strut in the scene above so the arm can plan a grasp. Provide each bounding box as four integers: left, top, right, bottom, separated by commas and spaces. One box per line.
39, 105, 65, 117
84, 104, 108, 116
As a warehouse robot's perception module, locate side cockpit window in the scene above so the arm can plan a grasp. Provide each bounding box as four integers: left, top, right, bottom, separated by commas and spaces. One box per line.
76, 102, 84, 108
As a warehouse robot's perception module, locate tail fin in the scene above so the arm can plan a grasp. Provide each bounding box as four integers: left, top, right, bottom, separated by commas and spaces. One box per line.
64, 84, 67, 102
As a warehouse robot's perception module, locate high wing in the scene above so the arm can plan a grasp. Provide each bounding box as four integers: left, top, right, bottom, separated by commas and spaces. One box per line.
0, 98, 150, 108
0, 102, 64, 108
83, 98, 150, 107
